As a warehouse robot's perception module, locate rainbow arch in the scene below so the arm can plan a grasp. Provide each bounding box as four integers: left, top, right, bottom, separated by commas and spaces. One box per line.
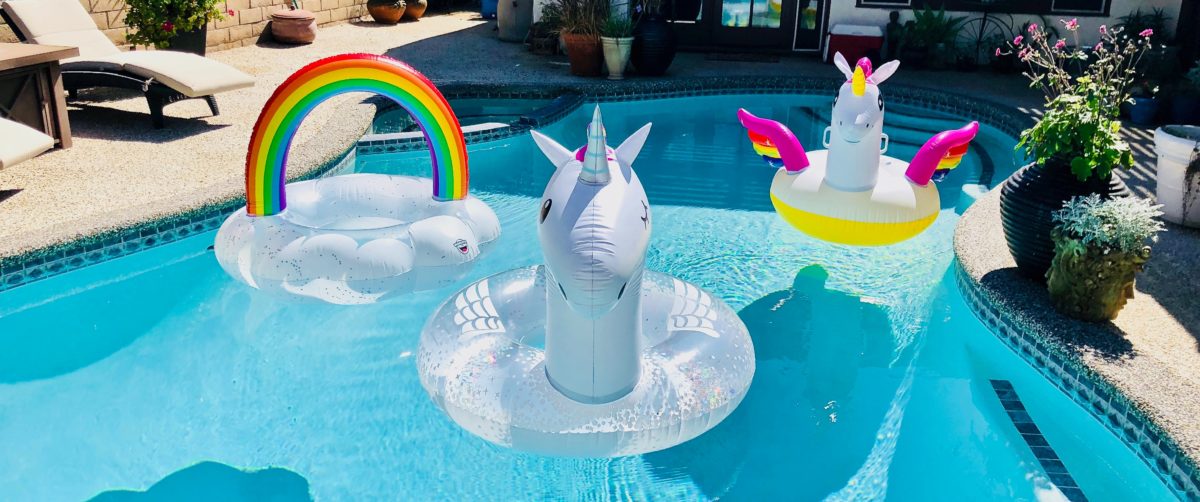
245, 54, 469, 216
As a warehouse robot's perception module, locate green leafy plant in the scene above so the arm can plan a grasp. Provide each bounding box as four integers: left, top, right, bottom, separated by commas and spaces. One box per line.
904, 6, 966, 49
601, 5, 634, 38
1006, 19, 1155, 181
125, 0, 234, 49
1116, 7, 1171, 44
1052, 194, 1164, 255
557, 0, 608, 36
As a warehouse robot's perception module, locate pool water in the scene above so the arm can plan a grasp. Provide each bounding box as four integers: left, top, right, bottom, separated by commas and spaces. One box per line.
371, 98, 555, 134
0, 94, 1177, 501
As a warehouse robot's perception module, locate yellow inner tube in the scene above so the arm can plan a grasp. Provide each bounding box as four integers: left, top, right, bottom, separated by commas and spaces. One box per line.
770, 193, 938, 246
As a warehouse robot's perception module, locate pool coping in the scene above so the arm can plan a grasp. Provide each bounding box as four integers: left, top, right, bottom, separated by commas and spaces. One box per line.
2, 77, 1193, 496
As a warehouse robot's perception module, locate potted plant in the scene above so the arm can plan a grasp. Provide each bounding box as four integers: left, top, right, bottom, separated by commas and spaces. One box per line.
1046, 194, 1164, 322
125, 0, 236, 55
601, 6, 635, 79
631, 0, 676, 76
1154, 125, 1200, 227
900, 7, 965, 70
367, 0, 407, 24
558, 0, 607, 77
1168, 62, 1200, 125
270, 0, 317, 45
1126, 80, 1160, 126
998, 19, 1154, 279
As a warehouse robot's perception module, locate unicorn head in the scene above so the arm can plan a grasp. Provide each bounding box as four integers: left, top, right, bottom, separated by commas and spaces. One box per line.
530, 106, 653, 319
831, 52, 899, 144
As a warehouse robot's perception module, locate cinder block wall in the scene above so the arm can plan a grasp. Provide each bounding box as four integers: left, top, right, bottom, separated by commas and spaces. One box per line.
1, 0, 368, 51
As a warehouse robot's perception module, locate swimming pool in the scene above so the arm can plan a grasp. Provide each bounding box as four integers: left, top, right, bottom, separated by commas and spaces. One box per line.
0, 93, 1178, 500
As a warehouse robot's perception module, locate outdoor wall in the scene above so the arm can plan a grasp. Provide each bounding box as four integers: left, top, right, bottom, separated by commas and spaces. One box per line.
0, 0, 369, 51
831, 0, 1183, 47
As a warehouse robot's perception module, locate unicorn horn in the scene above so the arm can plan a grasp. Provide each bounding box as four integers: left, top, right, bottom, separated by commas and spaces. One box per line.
580, 106, 612, 185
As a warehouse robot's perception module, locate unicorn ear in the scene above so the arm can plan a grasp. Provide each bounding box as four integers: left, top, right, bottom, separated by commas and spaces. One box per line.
833, 52, 853, 80
871, 60, 900, 85
531, 130, 574, 169
616, 123, 652, 168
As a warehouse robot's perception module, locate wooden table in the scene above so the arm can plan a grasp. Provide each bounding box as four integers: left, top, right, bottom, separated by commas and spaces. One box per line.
0, 43, 79, 149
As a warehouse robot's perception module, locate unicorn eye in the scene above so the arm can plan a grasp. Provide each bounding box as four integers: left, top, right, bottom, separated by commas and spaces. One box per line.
540, 199, 552, 223
878, 95, 884, 110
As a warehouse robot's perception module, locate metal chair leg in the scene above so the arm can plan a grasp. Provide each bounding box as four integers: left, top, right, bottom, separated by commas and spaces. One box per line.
204, 95, 219, 117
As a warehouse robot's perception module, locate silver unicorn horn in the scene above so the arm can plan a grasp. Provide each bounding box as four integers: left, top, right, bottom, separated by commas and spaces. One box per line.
579, 106, 612, 184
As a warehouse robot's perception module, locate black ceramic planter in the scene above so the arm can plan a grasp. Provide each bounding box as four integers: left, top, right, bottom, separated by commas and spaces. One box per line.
999, 162, 1130, 280
631, 15, 676, 76
170, 24, 208, 56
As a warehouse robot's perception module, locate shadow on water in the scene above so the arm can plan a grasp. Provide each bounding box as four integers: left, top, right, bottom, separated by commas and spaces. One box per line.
0, 250, 210, 384
643, 264, 897, 499
88, 461, 311, 502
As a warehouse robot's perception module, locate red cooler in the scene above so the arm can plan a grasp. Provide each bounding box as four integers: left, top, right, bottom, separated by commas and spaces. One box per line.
824, 24, 884, 64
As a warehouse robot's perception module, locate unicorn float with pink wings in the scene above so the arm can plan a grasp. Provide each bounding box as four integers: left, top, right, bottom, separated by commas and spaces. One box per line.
738, 52, 979, 246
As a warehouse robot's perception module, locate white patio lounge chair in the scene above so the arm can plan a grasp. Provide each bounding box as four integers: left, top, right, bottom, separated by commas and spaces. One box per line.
0, 117, 53, 169
1, 0, 254, 128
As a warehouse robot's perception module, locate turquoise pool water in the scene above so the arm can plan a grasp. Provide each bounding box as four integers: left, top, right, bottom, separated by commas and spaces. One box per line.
0, 94, 1177, 501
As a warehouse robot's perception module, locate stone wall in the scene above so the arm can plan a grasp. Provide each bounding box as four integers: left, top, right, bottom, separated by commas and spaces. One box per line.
1, 0, 369, 51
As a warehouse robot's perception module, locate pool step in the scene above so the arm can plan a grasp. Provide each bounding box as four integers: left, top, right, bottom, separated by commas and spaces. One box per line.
990, 379, 1089, 502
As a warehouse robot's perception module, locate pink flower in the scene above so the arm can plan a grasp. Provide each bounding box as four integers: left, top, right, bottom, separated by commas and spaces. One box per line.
1018, 47, 1031, 60
227, 8, 237, 16
1062, 18, 1079, 31
162, 21, 174, 32
1013, 35, 1024, 45
1028, 23, 1038, 33
1099, 24, 1107, 35
1055, 39, 1066, 49
1140, 28, 1154, 38
995, 47, 1002, 57
1094, 42, 1103, 51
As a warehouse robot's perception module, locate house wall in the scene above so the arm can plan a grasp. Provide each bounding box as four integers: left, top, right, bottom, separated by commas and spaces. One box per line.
833, 0, 1182, 47
0, 0, 369, 51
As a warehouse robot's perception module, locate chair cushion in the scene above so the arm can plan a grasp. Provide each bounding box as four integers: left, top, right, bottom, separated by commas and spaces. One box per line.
102, 51, 255, 98
0, 117, 54, 170
1, 0, 120, 59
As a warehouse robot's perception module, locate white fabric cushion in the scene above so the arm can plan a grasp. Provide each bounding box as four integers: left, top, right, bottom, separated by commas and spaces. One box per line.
0, 118, 54, 170
101, 51, 255, 98
1, 0, 120, 59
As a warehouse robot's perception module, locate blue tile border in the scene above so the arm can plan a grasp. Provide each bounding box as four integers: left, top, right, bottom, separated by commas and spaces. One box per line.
958, 261, 1200, 500
991, 379, 1088, 501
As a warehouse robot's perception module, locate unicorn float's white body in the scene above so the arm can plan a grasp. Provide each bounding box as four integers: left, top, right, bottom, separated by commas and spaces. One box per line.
417, 107, 755, 457
740, 52, 979, 246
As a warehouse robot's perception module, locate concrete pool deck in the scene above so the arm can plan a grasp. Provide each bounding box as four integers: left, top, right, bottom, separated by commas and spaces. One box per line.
1, 8, 1198, 483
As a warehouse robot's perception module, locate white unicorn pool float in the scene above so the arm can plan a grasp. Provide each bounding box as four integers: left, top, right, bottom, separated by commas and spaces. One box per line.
739, 52, 979, 246
418, 107, 755, 457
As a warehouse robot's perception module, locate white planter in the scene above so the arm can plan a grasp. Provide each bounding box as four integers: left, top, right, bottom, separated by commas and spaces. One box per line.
1154, 125, 1200, 227
601, 36, 633, 80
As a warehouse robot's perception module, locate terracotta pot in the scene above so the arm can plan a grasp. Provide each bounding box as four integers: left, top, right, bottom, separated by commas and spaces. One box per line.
562, 33, 603, 77
270, 9, 317, 44
999, 162, 1130, 280
368, 2, 406, 24
403, 0, 428, 19
1047, 230, 1150, 322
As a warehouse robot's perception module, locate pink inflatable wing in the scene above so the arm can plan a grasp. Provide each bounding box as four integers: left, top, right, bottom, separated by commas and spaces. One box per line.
737, 108, 811, 173
906, 122, 980, 186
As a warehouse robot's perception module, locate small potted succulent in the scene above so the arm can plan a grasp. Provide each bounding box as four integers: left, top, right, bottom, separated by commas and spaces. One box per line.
1046, 194, 1165, 322
124, 0, 236, 55
367, 0, 407, 24
600, 6, 635, 79
558, 0, 607, 77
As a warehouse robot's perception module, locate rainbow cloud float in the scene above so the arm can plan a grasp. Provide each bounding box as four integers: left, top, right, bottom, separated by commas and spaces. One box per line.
214, 54, 499, 304
739, 52, 978, 246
